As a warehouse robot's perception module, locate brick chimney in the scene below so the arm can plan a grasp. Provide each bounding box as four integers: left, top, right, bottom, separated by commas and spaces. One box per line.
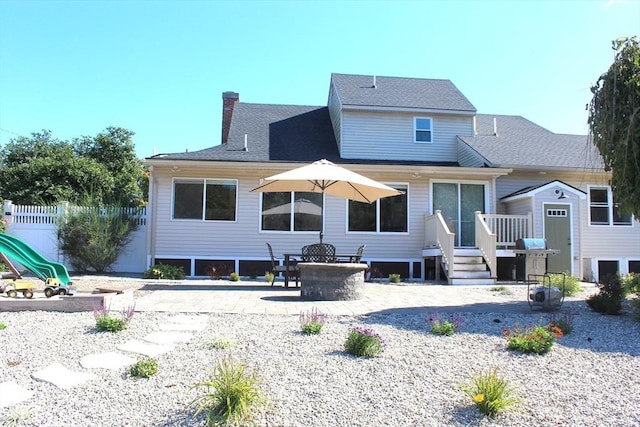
222, 91, 239, 144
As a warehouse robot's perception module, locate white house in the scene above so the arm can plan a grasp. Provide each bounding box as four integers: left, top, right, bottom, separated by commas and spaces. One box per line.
143, 73, 640, 284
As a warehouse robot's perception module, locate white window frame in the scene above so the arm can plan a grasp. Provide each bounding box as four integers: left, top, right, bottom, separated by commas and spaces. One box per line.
258, 191, 324, 235
171, 178, 238, 222
588, 186, 633, 227
414, 117, 433, 143
346, 183, 409, 235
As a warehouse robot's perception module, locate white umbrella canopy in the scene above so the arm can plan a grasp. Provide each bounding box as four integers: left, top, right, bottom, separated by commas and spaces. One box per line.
251, 159, 403, 203
251, 159, 404, 242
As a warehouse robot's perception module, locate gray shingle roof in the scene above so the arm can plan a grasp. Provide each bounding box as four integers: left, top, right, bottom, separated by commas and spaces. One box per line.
150, 103, 340, 162
459, 114, 604, 169
331, 73, 476, 112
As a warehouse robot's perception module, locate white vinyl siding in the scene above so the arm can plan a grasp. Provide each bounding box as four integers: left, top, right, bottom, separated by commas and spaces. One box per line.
457, 139, 487, 167
339, 110, 473, 162
151, 168, 432, 268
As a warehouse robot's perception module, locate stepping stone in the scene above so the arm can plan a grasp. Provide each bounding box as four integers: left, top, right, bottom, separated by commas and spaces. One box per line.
142, 331, 193, 345
32, 362, 97, 389
0, 381, 33, 408
80, 352, 136, 370
117, 339, 174, 357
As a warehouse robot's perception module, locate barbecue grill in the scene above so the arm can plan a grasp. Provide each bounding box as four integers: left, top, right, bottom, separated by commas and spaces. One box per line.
513, 238, 564, 311
513, 238, 558, 281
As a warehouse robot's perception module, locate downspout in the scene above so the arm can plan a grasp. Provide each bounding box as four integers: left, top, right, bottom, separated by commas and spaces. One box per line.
145, 165, 157, 270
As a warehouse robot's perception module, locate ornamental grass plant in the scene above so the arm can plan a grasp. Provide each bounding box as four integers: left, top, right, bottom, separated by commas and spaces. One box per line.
344, 326, 385, 357
462, 368, 518, 419
189, 356, 264, 427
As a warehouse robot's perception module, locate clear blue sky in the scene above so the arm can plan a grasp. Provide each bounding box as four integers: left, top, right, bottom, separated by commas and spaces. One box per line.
1, 0, 638, 159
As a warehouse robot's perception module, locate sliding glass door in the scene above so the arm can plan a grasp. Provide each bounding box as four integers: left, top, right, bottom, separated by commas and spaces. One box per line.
433, 182, 485, 247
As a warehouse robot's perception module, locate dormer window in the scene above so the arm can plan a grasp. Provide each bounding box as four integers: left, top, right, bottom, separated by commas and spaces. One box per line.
414, 117, 433, 143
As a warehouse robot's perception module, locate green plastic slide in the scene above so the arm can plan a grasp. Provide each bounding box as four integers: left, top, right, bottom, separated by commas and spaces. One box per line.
0, 234, 72, 285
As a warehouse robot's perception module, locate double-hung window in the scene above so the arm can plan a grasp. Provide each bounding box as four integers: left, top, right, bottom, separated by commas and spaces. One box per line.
261, 192, 322, 232
589, 186, 632, 226
173, 179, 237, 221
414, 117, 433, 143
348, 184, 408, 233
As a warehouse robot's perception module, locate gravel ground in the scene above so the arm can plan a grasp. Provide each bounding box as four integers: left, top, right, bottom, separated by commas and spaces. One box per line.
1, 278, 639, 426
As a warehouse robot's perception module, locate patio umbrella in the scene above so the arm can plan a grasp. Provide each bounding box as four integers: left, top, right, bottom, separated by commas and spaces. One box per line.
251, 159, 403, 242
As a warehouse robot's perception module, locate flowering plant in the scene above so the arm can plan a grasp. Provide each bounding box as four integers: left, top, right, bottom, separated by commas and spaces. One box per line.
503, 323, 557, 355
425, 312, 464, 336
299, 307, 327, 335
547, 312, 574, 335
344, 326, 385, 357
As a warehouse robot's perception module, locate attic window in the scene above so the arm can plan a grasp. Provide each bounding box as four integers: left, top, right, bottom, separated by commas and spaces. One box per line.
414, 117, 432, 143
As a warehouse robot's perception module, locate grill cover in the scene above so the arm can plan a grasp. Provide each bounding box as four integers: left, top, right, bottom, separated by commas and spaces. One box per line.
515, 238, 547, 250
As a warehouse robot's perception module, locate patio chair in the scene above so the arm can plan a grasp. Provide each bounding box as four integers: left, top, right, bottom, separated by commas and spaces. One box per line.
351, 244, 366, 263
266, 243, 299, 287
302, 243, 336, 263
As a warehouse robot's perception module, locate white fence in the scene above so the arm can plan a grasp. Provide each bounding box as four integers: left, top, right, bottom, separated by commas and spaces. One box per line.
2, 201, 148, 274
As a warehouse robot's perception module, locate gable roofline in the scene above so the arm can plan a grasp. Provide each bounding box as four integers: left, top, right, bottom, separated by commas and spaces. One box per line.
501, 180, 586, 202
342, 105, 477, 115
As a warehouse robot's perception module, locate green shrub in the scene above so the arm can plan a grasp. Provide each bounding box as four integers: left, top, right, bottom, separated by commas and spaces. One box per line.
0, 322, 7, 330
264, 272, 275, 283
622, 273, 640, 295
503, 324, 558, 355
299, 307, 327, 335
426, 312, 464, 336
489, 286, 512, 295
548, 273, 582, 296
204, 337, 236, 350
189, 356, 264, 426
57, 206, 139, 273
93, 304, 134, 333
143, 264, 185, 280
586, 274, 625, 315
388, 273, 401, 283
462, 368, 518, 418
130, 358, 158, 378
95, 315, 127, 333
229, 272, 240, 282
344, 326, 385, 357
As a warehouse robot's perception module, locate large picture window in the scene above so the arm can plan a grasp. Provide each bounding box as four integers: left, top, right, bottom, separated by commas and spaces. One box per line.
261, 192, 322, 232
589, 186, 632, 226
173, 179, 237, 221
348, 185, 408, 233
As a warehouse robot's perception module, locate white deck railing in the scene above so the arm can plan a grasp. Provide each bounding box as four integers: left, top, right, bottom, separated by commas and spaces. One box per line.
475, 211, 496, 278
481, 213, 532, 247
424, 211, 455, 274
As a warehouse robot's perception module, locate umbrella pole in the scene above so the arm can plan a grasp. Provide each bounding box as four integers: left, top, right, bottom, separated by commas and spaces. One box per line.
319, 189, 324, 243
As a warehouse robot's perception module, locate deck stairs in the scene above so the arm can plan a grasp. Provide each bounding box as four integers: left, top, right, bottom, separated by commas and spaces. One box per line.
444, 248, 495, 286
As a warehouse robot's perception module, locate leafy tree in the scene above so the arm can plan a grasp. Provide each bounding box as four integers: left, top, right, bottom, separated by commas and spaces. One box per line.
74, 127, 147, 206
588, 37, 640, 217
0, 128, 147, 206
